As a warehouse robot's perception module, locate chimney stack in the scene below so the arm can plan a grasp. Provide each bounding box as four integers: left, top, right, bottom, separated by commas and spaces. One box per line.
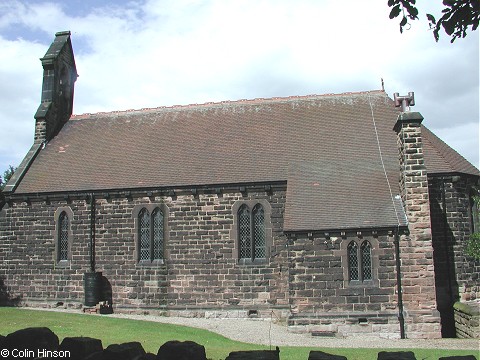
393, 93, 441, 338
394, 92, 415, 112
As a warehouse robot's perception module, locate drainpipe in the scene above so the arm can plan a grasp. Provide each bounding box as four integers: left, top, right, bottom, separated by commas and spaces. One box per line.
89, 193, 96, 272
394, 227, 406, 339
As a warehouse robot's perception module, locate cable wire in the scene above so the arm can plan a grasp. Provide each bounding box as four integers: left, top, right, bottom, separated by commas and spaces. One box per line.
367, 93, 402, 227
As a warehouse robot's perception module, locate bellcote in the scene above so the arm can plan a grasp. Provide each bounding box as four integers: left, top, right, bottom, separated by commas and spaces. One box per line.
34, 31, 78, 143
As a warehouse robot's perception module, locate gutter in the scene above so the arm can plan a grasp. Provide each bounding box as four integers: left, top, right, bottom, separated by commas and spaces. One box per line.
6, 180, 287, 202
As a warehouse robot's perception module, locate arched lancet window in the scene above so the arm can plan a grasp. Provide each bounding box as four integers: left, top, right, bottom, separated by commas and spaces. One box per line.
238, 203, 266, 262
252, 204, 266, 259
152, 208, 164, 260
238, 205, 252, 260
348, 240, 373, 283
361, 241, 372, 281
58, 211, 69, 261
347, 241, 359, 281
139, 208, 151, 261
138, 206, 165, 263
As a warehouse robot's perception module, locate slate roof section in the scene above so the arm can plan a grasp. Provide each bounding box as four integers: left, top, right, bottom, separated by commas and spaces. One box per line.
12, 90, 478, 231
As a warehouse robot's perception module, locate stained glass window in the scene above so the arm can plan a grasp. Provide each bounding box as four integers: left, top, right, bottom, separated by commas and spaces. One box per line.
152, 208, 164, 260
238, 203, 266, 262
347, 241, 359, 281
361, 241, 372, 281
139, 208, 150, 261
348, 240, 373, 283
238, 205, 251, 260
138, 207, 165, 262
253, 204, 265, 259
58, 211, 69, 261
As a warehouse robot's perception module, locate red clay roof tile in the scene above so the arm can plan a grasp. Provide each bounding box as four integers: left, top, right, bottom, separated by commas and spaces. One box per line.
13, 90, 478, 231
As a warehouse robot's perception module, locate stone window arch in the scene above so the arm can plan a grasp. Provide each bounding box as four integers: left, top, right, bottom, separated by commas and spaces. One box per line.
54, 206, 73, 266
252, 203, 266, 259
231, 199, 272, 264
361, 241, 373, 281
347, 241, 359, 281
344, 238, 375, 284
238, 204, 252, 260
133, 203, 169, 264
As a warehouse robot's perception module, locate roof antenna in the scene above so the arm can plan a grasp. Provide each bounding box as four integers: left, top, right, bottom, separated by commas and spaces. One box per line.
393, 92, 415, 112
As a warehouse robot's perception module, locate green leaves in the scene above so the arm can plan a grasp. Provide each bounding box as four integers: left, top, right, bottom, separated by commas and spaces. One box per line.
466, 233, 480, 260
387, 0, 420, 34
387, 0, 479, 42
0, 165, 15, 191
426, 13, 437, 24
400, 16, 408, 32
390, 4, 402, 19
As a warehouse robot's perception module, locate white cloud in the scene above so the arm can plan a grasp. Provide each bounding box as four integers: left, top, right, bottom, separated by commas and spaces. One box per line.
0, 0, 478, 172
0, 36, 45, 167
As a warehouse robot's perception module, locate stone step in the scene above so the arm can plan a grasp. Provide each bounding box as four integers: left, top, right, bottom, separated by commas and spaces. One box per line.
310, 331, 337, 337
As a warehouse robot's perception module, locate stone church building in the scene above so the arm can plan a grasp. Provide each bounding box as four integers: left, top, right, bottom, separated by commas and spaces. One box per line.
1, 32, 479, 339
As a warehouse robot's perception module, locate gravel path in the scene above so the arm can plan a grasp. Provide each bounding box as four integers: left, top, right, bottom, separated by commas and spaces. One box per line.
107, 313, 480, 351
26, 308, 479, 351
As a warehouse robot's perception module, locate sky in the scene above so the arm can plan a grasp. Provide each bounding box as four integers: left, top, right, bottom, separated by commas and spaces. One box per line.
0, 0, 478, 176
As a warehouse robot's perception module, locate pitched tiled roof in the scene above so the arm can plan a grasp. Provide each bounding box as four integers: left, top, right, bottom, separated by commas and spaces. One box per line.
12, 90, 478, 231
17, 91, 401, 193
422, 126, 480, 176
284, 160, 408, 231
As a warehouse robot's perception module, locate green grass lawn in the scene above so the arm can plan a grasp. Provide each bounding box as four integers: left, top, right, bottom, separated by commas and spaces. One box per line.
0, 308, 478, 360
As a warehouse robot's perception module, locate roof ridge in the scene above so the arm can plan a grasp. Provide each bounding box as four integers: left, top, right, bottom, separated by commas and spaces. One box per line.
71, 89, 386, 119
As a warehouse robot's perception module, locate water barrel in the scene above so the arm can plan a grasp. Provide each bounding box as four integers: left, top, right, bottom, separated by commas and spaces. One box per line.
84, 271, 102, 306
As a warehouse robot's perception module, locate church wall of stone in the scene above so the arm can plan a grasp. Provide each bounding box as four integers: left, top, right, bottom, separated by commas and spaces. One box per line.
428, 175, 480, 336
286, 231, 403, 338
0, 188, 290, 313
2, 175, 474, 338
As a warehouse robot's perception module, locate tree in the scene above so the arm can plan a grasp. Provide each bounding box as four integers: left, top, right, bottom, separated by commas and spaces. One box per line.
0, 165, 16, 192
388, 0, 480, 42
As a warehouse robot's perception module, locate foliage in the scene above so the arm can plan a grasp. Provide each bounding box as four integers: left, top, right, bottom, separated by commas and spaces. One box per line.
0, 308, 479, 360
388, 0, 480, 42
466, 232, 480, 259
466, 193, 480, 260
0, 165, 16, 191
454, 300, 480, 315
